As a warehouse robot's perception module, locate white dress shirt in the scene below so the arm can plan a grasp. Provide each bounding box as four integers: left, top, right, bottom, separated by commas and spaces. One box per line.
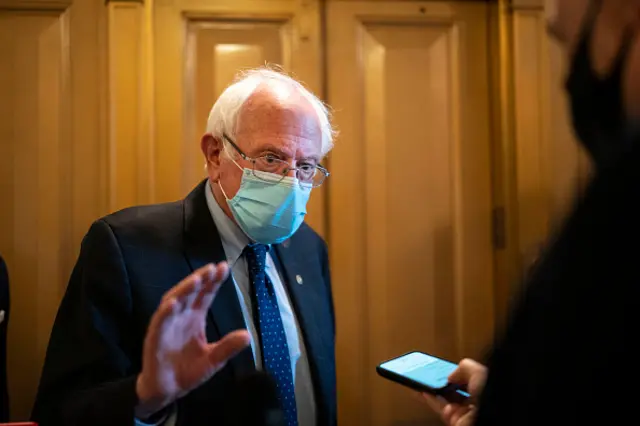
137, 182, 316, 426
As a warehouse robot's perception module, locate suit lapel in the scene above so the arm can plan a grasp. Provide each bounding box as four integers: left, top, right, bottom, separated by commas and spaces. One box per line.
183, 180, 255, 376
273, 242, 333, 421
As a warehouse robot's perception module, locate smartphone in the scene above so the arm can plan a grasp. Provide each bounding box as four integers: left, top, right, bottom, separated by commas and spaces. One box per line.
376, 351, 470, 403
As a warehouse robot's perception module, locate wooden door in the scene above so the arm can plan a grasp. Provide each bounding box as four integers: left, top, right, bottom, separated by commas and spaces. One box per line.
0, 0, 106, 418
153, 0, 327, 236
327, 2, 495, 425
510, 0, 591, 276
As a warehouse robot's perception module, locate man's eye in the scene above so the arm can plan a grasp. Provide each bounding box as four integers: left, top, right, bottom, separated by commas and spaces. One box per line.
264, 154, 280, 163
299, 164, 314, 172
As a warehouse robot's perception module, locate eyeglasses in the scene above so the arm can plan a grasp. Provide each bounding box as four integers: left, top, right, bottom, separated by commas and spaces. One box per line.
222, 133, 329, 188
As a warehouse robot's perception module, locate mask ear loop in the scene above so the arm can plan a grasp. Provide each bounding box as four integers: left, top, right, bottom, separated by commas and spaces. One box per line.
217, 179, 231, 201
217, 150, 245, 202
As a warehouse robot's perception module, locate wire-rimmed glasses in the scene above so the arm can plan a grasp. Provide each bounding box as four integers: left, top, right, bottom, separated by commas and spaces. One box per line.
222, 133, 329, 188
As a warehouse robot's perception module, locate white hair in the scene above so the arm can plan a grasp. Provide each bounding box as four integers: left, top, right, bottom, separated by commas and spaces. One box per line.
205, 67, 336, 157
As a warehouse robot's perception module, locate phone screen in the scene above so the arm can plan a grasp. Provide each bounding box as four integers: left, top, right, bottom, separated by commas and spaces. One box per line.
379, 352, 464, 391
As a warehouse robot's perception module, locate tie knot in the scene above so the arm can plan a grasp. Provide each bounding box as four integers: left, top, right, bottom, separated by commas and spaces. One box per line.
244, 243, 268, 269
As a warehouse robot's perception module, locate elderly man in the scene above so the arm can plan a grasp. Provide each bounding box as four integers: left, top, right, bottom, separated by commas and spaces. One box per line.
32, 68, 336, 426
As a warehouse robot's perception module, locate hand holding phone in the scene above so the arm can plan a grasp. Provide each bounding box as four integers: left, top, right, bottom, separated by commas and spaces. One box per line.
422, 359, 487, 426
376, 351, 472, 404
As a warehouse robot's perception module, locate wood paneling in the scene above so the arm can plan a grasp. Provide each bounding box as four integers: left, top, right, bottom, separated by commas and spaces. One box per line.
0, 0, 106, 418
327, 2, 494, 425
107, 0, 155, 211
0, 0, 588, 421
510, 0, 590, 277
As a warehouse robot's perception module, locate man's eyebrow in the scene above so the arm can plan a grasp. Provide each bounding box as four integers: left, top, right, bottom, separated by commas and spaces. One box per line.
254, 144, 320, 162
254, 144, 290, 157
301, 156, 320, 163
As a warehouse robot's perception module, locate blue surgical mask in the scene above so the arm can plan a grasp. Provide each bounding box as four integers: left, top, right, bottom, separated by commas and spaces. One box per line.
219, 167, 312, 245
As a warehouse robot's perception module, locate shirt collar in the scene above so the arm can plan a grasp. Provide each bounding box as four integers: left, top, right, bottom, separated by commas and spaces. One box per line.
205, 180, 250, 267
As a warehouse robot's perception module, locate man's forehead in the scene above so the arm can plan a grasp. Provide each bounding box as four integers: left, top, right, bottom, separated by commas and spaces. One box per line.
256, 79, 299, 103
240, 82, 315, 117
236, 84, 322, 149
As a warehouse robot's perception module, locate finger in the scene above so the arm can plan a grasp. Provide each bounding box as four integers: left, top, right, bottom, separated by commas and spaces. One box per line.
212, 261, 230, 285
449, 408, 465, 426
145, 296, 178, 349
193, 285, 209, 311
468, 371, 488, 397
207, 329, 251, 368
184, 278, 203, 311
443, 404, 470, 426
453, 359, 487, 397
457, 409, 477, 426
164, 264, 213, 302
194, 262, 230, 311
421, 393, 446, 414
192, 264, 217, 310
448, 358, 480, 385
442, 404, 457, 425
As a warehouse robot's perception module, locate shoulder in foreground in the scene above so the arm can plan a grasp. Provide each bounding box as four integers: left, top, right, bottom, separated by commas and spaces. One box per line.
102, 201, 183, 226
290, 222, 327, 251
88, 200, 184, 245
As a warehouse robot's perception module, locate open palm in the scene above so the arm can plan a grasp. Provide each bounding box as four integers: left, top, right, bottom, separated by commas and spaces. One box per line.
136, 263, 250, 416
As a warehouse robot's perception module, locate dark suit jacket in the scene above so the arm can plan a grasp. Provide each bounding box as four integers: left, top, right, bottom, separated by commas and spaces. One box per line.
31, 180, 336, 426
0, 255, 9, 422
475, 141, 640, 425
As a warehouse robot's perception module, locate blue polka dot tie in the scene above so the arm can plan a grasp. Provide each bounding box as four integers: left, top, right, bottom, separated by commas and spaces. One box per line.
244, 244, 299, 426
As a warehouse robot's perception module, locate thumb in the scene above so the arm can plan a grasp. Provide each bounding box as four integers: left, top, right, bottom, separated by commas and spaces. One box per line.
456, 409, 477, 426
449, 359, 488, 402
207, 330, 251, 369
421, 393, 447, 414
448, 358, 483, 385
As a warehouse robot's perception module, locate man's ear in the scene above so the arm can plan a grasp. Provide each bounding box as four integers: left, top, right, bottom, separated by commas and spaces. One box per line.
201, 134, 223, 167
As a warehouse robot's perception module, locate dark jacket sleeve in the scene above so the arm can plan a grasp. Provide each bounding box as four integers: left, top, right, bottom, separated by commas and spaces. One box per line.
320, 239, 335, 341
31, 219, 140, 426
475, 151, 640, 426
319, 238, 337, 426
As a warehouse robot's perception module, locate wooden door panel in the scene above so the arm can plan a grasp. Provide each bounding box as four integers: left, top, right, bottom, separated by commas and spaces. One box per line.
511, 1, 591, 275
184, 20, 289, 193
0, 0, 106, 418
327, 2, 494, 425
0, 13, 70, 419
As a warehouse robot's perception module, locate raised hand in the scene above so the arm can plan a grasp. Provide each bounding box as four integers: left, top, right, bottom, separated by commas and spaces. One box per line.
135, 263, 251, 418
